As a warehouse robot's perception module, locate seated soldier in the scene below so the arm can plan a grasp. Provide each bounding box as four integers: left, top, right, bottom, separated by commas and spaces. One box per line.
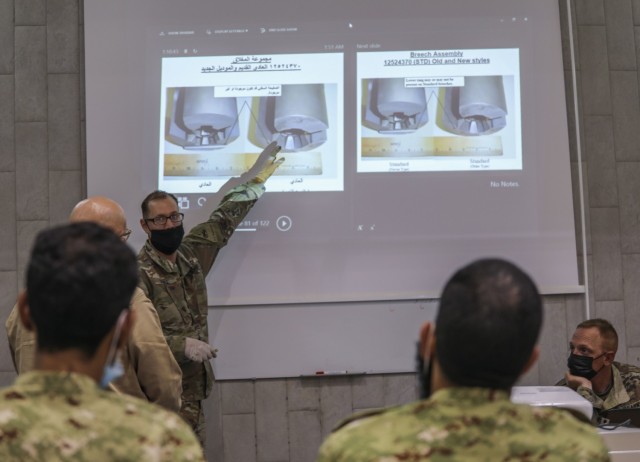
317, 258, 610, 461
5, 197, 182, 412
559, 318, 640, 422
0, 222, 203, 460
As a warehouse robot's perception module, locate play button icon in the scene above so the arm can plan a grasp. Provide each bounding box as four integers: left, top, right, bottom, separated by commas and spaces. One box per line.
276, 216, 292, 231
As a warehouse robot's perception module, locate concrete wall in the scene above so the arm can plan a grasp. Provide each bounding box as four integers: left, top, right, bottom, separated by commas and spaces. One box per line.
1, 1, 640, 460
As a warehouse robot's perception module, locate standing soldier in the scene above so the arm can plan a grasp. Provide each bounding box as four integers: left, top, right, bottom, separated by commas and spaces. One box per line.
137, 142, 283, 447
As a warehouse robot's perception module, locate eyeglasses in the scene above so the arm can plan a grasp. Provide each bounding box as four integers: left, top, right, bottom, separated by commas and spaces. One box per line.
120, 228, 132, 242
144, 212, 184, 226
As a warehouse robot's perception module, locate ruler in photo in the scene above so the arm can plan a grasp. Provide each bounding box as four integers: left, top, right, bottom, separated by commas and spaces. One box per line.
164, 151, 323, 177
361, 136, 503, 158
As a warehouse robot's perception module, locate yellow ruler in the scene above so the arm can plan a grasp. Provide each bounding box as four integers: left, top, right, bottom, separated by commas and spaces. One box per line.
361, 136, 503, 157
164, 151, 323, 177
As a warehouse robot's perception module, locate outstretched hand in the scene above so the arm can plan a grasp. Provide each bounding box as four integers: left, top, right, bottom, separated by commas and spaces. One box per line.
252, 142, 284, 184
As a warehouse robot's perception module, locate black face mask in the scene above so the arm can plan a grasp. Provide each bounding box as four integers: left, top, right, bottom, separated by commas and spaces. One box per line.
567, 353, 605, 380
149, 224, 184, 255
416, 342, 433, 399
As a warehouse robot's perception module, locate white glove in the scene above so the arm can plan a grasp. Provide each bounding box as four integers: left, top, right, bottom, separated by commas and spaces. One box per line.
184, 337, 217, 363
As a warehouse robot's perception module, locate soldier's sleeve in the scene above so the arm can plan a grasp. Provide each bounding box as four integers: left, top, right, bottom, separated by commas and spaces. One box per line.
128, 288, 183, 413
317, 432, 349, 462
316, 409, 386, 462
615, 363, 640, 404
330, 409, 386, 432
557, 377, 601, 420
137, 271, 190, 365
5, 303, 36, 374
184, 181, 266, 275
575, 386, 602, 409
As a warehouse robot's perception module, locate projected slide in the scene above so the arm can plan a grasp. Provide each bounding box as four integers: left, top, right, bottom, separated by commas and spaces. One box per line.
86, 0, 581, 310
357, 48, 521, 173
159, 53, 344, 193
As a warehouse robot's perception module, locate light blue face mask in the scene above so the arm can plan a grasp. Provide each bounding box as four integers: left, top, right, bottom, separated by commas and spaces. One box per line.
99, 310, 128, 389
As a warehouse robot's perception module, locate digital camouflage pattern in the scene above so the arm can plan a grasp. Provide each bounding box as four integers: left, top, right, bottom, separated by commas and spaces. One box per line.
317, 387, 611, 462
0, 371, 203, 461
559, 362, 640, 421
5, 288, 183, 413
181, 399, 205, 446
137, 181, 265, 442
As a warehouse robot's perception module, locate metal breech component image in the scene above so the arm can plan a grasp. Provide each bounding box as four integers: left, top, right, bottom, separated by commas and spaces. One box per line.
439, 75, 507, 136
165, 86, 240, 150
362, 78, 428, 134
252, 84, 329, 152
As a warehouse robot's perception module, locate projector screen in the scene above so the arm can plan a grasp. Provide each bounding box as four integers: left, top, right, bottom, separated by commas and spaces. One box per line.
85, 0, 580, 307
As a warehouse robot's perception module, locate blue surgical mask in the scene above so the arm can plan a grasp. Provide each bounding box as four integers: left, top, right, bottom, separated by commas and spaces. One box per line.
100, 310, 128, 389
100, 357, 125, 389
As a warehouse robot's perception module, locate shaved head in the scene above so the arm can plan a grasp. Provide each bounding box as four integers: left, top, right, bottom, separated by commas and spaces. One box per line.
69, 196, 127, 235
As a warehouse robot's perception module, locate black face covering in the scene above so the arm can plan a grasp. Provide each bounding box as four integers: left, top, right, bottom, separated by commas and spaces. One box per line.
567, 353, 605, 380
416, 342, 433, 399
149, 224, 184, 255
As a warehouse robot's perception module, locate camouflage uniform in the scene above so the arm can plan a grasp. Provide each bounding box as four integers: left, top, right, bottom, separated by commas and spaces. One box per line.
0, 371, 203, 461
317, 387, 611, 462
558, 361, 640, 421
137, 181, 265, 446
5, 287, 183, 413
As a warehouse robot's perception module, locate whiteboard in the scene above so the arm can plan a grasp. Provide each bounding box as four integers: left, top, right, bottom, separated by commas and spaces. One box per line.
209, 300, 437, 379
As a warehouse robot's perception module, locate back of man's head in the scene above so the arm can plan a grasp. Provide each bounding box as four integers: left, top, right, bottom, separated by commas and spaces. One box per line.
435, 258, 542, 390
26, 222, 138, 358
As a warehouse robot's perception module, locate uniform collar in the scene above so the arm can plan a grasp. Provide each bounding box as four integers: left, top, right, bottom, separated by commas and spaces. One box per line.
602, 362, 630, 409
429, 386, 511, 405
12, 371, 100, 398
